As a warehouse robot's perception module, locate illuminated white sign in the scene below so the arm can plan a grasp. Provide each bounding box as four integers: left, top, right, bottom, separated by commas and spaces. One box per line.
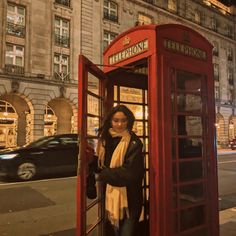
108, 39, 148, 65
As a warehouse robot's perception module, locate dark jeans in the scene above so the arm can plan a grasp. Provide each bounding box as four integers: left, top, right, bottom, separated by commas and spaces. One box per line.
112, 218, 138, 236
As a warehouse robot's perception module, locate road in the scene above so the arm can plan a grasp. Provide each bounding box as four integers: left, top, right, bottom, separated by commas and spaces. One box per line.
0, 154, 235, 235
0, 176, 77, 236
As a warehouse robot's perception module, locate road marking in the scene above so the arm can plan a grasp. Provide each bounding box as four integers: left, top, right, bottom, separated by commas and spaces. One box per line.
0, 176, 77, 186
218, 160, 236, 164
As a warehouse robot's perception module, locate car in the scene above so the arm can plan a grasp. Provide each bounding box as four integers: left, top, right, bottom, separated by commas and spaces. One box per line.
0, 133, 78, 181
229, 138, 236, 150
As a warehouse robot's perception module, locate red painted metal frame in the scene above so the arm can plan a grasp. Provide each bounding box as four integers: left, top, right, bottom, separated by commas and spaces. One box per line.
78, 24, 219, 236
77, 55, 107, 236
103, 24, 219, 236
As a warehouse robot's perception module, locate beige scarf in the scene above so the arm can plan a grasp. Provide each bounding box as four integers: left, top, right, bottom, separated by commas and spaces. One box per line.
96, 128, 131, 227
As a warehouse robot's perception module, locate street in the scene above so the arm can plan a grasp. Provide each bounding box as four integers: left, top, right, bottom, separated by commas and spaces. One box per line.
0, 153, 235, 235
0, 176, 77, 236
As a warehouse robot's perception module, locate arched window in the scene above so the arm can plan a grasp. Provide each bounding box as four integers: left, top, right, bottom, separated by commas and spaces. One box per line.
44, 105, 57, 136
228, 116, 235, 140
0, 100, 18, 148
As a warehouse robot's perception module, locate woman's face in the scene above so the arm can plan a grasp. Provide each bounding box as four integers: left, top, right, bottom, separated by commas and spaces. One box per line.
111, 111, 128, 133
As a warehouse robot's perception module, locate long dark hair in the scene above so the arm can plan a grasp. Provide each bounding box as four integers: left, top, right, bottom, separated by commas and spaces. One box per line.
98, 105, 135, 142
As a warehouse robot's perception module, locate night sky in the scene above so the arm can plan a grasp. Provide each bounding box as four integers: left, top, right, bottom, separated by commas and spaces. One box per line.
218, 0, 236, 7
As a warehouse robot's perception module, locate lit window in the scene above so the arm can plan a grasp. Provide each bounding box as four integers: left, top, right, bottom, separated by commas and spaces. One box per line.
168, 0, 177, 12
54, 17, 70, 47
194, 10, 201, 24
104, 0, 118, 22
103, 30, 117, 50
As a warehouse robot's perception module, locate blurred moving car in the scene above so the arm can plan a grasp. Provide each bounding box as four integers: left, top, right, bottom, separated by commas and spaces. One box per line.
0, 133, 78, 181
229, 138, 236, 150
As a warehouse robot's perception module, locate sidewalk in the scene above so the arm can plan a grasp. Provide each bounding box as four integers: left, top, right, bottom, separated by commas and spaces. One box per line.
217, 148, 236, 155
220, 207, 236, 236
218, 148, 236, 235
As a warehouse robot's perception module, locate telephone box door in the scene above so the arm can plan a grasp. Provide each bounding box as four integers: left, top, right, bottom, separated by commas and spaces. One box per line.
160, 57, 218, 236
77, 55, 107, 236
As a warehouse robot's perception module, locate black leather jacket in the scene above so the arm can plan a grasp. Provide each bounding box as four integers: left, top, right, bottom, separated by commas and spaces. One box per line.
98, 131, 144, 220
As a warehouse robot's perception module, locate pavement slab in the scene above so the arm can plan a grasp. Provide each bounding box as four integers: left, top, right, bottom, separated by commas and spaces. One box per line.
0, 186, 55, 214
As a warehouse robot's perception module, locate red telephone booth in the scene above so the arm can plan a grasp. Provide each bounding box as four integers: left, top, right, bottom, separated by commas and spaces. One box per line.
77, 24, 219, 236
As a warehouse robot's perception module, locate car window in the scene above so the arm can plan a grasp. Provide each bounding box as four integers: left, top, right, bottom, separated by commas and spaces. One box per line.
26, 137, 55, 148
59, 136, 78, 146
46, 139, 60, 147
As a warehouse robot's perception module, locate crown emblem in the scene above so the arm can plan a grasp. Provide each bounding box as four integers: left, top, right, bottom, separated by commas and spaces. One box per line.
123, 36, 131, 46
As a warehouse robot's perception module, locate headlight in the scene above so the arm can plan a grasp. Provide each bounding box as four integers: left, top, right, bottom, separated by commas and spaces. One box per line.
0, 153, 18, 160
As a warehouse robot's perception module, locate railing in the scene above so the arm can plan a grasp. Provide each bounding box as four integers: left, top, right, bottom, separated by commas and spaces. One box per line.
6, 22, 25, 37
4, 64, 24, 75
54, 72, 70, 82
54, 34, 70, 48
55, 0, 70, 7
103, 12, 118, 22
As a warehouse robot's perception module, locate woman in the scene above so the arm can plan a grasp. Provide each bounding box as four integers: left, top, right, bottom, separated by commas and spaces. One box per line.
96, 105, 144, 236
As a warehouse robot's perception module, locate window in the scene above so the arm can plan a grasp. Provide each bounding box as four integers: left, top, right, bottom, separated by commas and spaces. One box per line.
6, 44, 24, 66
194, 10, 201, 24
104, 0, 118, 22
137, 13, 152, 26
215, 85, 220, 101
228, 68, 234, 85
227, 48, 233, 61
6, 3, 25, 37
54, 17, 70, 47
168, 0, 177, 12
213, 64, 219, 81
228, 88, 234, 103
212, 41, 219, 57
54, 53, 70, 81
226, 24, 233, 38
60, 136, 78, 145
55, 0, 70, 7
103, 30, 117, 50
211, 17, 218, 32
5, 44, 24, 74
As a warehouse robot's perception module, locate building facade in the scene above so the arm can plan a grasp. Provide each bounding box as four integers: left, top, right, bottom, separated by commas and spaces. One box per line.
0, 0, 81, 148
0, 0, 235, 148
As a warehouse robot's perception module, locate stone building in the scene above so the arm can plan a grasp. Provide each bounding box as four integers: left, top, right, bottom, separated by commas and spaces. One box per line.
0, 0, 235, 148
0, 0, 80, 148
